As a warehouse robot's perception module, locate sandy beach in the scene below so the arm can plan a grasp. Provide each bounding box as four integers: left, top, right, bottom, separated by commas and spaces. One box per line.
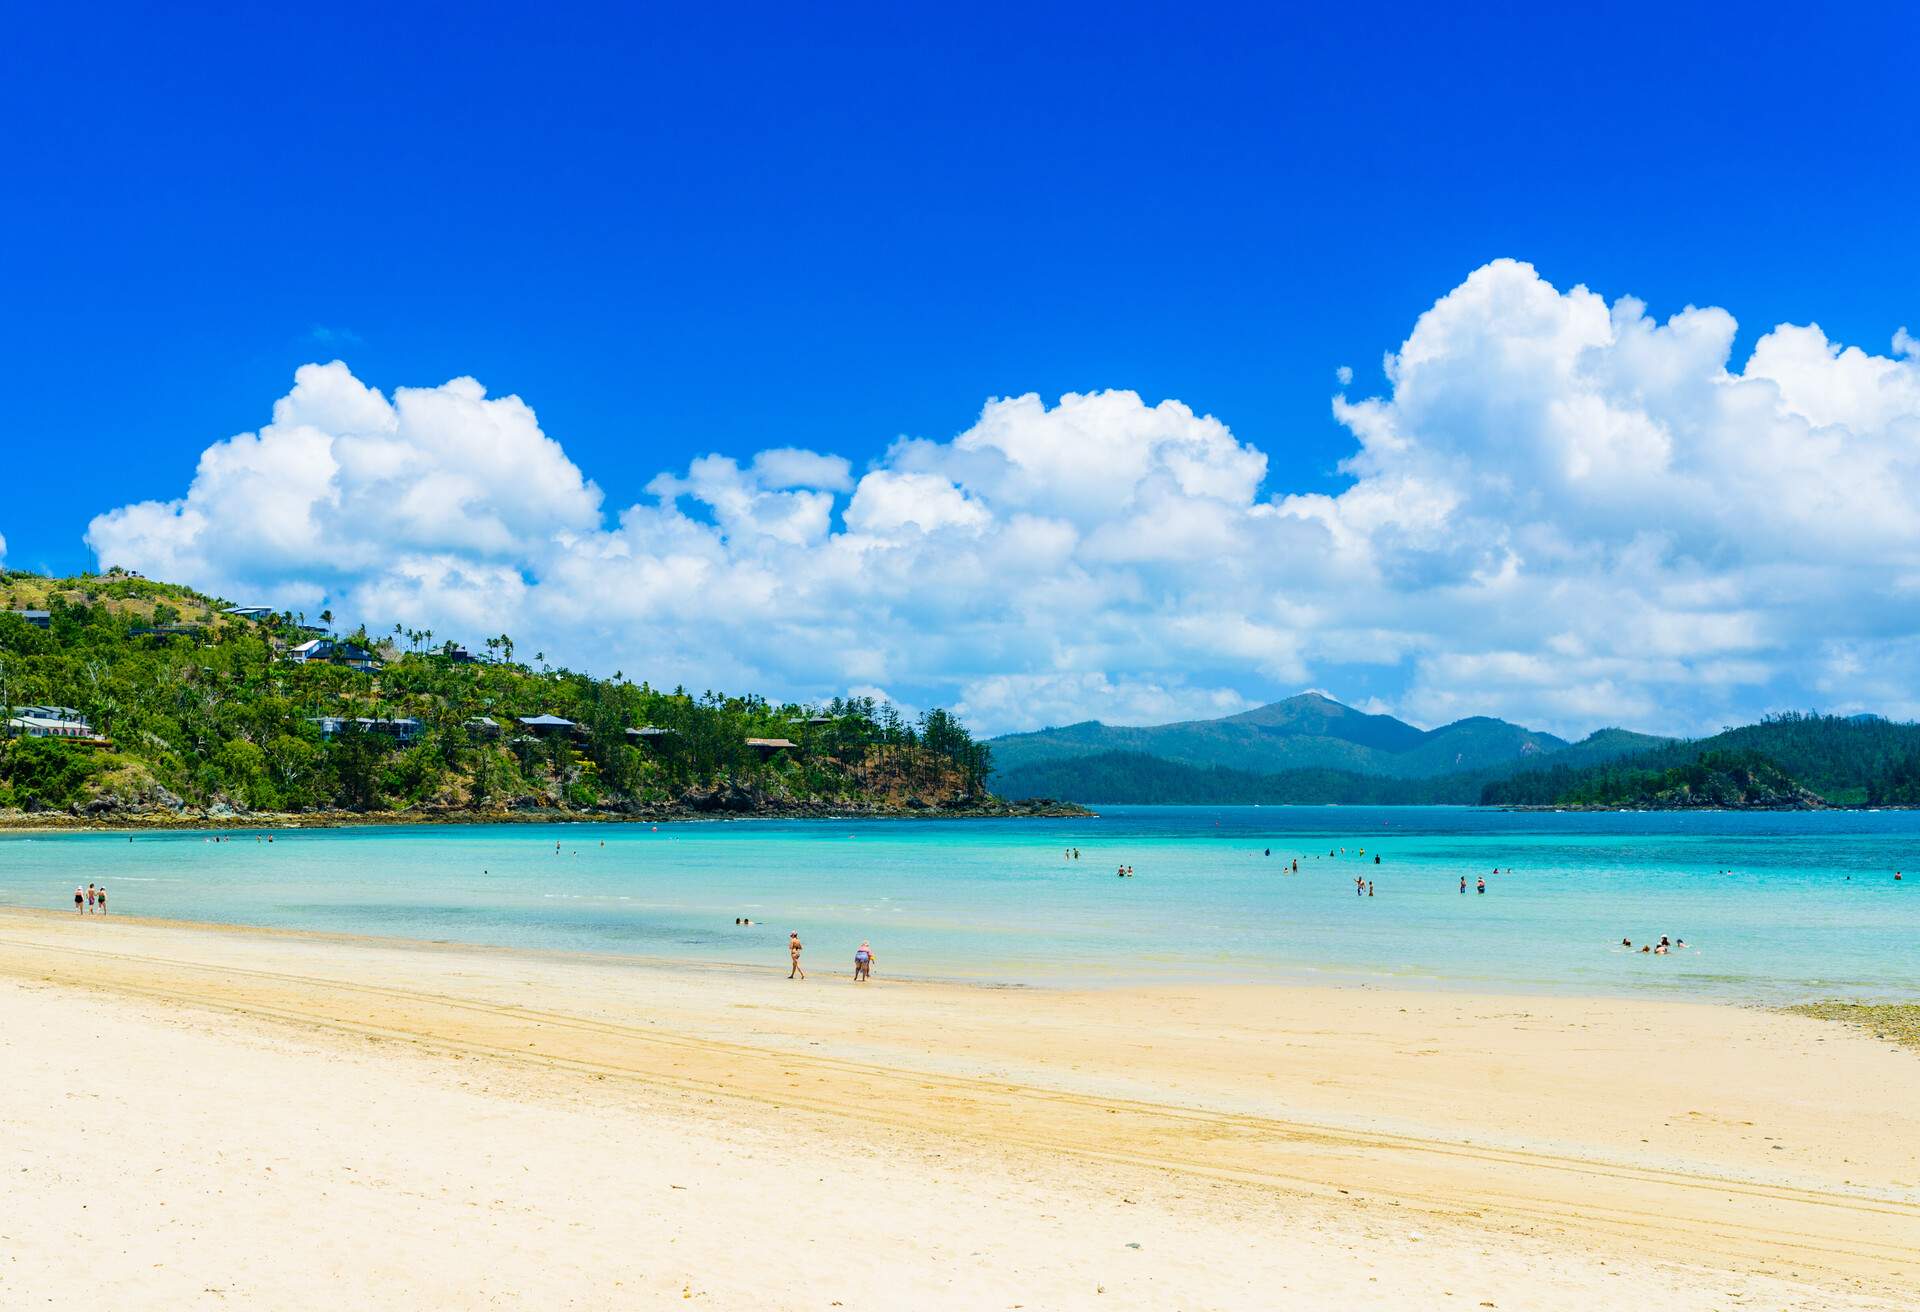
1, 907, 1916, 1309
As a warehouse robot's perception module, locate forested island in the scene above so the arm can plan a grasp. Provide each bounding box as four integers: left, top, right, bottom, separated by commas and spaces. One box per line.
0, 572, 1076, 826
1482, 714, 1920, 810
988, 694, 1920, 811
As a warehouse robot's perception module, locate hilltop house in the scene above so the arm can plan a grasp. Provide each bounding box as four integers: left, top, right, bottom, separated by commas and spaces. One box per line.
464, 715, 502, 740
517, 714, 582, 740
6, 706, 105, 744
745, 737, 798, 759
222, 605, 278, 621
308, 716, 422, 744
6, 609, 51, 629
289, 638, 380, 672
626, 726, 673, 746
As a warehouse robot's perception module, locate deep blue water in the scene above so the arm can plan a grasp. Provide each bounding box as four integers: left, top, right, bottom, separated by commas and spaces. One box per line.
2, 806, 1917, 1001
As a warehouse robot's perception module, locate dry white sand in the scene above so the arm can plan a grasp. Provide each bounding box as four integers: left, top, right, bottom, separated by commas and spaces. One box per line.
1, 908, 1916, 1310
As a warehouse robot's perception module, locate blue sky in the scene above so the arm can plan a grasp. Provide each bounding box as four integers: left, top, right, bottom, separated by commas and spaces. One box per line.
4, 4, 1918, 734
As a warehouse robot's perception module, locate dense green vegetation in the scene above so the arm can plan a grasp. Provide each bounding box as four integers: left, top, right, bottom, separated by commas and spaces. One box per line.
0, 572, 995, 817
1483, 714, 1920, 809
1867, 754, 1920, 806
1517, 750, 1816, 809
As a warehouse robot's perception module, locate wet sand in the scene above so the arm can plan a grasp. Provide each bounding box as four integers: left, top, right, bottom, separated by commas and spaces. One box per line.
1, 907, 1916, 1309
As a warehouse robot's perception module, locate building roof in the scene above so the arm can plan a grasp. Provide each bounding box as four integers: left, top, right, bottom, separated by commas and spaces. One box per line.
518, 715, 576, 727
745, 737, 799, 749
223, 605, 277, 618
9, 609, 51, 619
308, 716, 421, 732
626, 725, 672, 737
291, 639, 325, 654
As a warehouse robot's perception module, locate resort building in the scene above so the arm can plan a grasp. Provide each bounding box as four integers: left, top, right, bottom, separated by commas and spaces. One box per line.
5, 706, 106, 744
288, 638, 380, 672
517, 714, 582, 739
7, 609, 51, 629
222, 605, 278, 621
745, 737, 799, 759
307, 716, 423, 744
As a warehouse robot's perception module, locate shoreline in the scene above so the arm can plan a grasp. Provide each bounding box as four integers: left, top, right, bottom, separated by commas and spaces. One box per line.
0, 798, 1095, 832
2, 906, 1916, 1307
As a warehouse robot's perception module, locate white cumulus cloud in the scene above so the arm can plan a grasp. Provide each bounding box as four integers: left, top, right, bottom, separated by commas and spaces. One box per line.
85, 261, 1920, 736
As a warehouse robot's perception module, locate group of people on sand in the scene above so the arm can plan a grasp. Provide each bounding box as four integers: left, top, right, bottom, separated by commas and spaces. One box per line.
72, 883, 107, 914
1622, 935, 1687, 955
786, 932, 876, 982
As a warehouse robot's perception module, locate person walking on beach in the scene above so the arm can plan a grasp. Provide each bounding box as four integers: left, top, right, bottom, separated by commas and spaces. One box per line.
788, 932, 805, 979
854, 941, 873, 981
73, 886, 84, 914
86, 884, 97, 913
95, 885, 106, 914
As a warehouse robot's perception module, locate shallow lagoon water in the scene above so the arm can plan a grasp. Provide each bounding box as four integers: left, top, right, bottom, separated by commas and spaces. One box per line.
3, 806, 1917, 1002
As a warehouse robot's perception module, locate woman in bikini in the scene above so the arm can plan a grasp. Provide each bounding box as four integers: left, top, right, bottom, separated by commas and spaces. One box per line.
788, 932, 805, 979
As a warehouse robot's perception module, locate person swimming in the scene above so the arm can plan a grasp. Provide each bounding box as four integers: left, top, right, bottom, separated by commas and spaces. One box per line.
1476, 876, 1486, 894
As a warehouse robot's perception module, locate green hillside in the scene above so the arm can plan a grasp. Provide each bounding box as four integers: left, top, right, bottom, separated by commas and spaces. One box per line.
0, 571, 1025, 822
991, 724, 1668, 805
1482, 714, 1920, 808
987, 692, 1571, 785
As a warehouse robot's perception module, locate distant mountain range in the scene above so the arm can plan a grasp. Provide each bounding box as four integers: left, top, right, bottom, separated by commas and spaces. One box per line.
988, 695, 1920, 809
987, 692, 1669, 801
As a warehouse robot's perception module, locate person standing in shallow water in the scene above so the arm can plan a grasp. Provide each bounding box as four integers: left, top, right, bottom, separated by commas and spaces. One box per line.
788, 932, 805, 979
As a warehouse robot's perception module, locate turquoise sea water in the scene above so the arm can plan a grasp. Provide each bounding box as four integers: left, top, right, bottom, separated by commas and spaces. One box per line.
2, 807, 1917, 1002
